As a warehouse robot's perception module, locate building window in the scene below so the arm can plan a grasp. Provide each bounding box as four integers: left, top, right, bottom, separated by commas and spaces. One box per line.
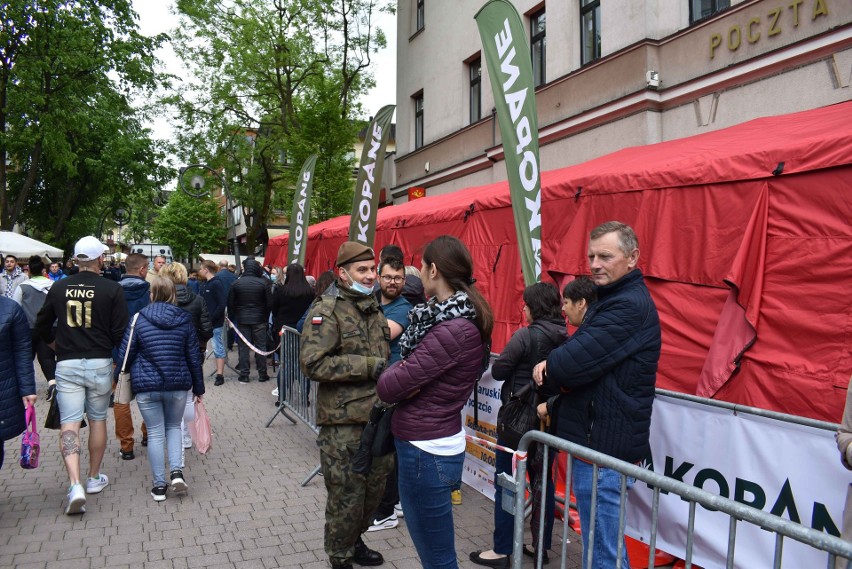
414, 93, 424, 149
581, 0, 601, 65
530, 9, 546, 88
416, 0, 424, 32
469, 58, 481, 124
689, 0, 730, 23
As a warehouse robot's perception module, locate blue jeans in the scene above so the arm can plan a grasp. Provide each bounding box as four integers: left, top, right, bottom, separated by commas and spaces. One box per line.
493, 441, 556, 554
136, 391, 186, 487
572, 458, 633, 569
396, 440, 464, 569
55, 358, 113, 422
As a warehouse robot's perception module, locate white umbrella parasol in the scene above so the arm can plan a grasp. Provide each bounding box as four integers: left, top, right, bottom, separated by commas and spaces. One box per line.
0, 231, 64, 259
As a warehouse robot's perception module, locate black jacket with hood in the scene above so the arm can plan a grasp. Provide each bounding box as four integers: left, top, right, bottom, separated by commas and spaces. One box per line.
227, 259, 272, 326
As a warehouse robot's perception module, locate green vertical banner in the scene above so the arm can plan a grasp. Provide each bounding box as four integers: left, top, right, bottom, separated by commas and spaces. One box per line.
287, 154, 318, 265
348, 104, 396, 247
475, 0, 542, 285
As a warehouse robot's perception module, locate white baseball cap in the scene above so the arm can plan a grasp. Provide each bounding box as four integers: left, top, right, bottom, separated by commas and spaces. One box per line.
74, 236, 108, 261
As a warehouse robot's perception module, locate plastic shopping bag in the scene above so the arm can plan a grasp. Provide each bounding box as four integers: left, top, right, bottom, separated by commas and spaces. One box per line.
20, 406, 40, 469
188, 399, 212, 454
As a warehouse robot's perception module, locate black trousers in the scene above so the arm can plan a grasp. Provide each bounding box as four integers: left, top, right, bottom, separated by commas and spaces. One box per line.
32, 333, 56, 382
236, 322, 269, 378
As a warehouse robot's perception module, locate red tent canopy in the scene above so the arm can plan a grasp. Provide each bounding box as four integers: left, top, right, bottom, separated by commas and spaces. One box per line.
267, 101, 852, 421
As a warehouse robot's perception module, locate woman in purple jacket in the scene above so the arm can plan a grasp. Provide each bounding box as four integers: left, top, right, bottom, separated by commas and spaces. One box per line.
377, 235, 493, 569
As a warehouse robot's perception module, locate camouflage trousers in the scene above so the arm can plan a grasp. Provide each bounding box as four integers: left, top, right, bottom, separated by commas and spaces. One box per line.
317, 424, 393, 564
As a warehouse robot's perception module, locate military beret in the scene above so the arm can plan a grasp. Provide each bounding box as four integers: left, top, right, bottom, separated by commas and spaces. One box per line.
337, 241, 375, 267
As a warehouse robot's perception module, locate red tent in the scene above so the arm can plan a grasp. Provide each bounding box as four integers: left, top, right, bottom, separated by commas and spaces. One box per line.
267, 101, 852, 422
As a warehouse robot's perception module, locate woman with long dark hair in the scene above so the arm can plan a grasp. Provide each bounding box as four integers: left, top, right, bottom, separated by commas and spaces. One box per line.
377, 235, 493, 569
470, 282, 567, 568
271, 263, 315, 335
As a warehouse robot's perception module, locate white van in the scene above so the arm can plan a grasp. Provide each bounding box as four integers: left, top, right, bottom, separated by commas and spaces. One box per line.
129, 243, 174, 269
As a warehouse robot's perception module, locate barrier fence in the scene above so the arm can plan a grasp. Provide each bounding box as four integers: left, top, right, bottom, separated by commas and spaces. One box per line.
507, 430, 852, 569
265, 325, 321, 486
267, 329, 851, 567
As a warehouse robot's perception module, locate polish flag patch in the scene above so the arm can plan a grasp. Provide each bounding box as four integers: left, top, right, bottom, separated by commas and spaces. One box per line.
311, 315, 324, 325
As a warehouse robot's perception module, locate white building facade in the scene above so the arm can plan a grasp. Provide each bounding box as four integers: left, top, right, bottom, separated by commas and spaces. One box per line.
390, 0, 852, 202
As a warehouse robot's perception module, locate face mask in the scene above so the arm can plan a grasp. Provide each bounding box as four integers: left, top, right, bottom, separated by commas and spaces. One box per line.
344, 269, 373, 296
270, 274, 277, 282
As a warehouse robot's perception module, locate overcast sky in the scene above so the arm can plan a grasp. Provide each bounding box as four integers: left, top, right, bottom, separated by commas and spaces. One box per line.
131, 0, 397, 146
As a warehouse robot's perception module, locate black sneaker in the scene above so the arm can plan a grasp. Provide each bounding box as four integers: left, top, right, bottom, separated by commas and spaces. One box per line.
258, 376, 270, 383
141, 437, 148, 447
151, 485, 167, 502
214, 374, 224, 386
120, 450, 134, 460
170, 470, 187, 493
238, 375, 249, 384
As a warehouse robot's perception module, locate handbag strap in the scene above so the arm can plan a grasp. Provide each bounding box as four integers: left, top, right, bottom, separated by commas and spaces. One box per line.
25, 405, 36, 434
120, 313, 140, 374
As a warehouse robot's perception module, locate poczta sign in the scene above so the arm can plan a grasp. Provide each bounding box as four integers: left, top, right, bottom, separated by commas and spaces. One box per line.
710, 0, 829, 58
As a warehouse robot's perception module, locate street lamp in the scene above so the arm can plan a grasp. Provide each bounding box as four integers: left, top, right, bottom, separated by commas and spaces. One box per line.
178, 163, 241, 271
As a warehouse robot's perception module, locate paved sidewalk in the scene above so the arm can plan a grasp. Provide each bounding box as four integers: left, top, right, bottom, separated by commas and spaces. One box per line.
0, 353, 581, 569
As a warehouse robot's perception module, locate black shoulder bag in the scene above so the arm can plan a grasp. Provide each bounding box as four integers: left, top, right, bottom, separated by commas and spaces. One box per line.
495, 327, 543, 450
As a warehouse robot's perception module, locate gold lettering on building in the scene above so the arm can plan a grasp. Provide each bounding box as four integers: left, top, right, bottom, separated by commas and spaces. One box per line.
709, 0, 831, 59
748, 18, 761, 42
728, 26, 742, 50
768, 7, 783, 36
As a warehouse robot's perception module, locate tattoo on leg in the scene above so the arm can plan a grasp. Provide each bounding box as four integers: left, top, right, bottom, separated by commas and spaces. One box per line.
61, 430, 80, 457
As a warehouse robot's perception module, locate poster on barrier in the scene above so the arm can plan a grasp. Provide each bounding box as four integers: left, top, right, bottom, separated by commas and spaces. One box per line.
463, 362, 501, 500
627, 395, 845, 568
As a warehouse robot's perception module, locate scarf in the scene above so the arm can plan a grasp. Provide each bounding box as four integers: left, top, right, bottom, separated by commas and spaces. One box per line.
399, 290, 477, 359
3, 266, 22, 298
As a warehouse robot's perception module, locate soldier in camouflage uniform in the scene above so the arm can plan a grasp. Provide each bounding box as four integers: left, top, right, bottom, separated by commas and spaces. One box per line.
300, 241, 393, 569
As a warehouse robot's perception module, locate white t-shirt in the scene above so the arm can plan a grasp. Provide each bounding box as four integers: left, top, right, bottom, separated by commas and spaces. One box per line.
411, 429, 467, 456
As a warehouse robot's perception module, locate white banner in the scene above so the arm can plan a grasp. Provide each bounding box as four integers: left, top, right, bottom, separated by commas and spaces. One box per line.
627, 395, 845, 568
462, 384, 845, 568
463, 362, 502, 500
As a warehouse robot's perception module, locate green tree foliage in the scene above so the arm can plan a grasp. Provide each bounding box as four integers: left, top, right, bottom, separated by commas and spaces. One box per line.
0, 0, 169, 251
152, 190, 225, 266
170, 0, 392, 252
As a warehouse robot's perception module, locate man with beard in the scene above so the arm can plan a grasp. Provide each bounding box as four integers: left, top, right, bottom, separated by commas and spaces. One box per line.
366, 256, 412, 532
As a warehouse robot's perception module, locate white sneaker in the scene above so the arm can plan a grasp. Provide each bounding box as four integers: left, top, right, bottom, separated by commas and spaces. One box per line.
85, 473, 109, 494
65, 484, 86, 515
271, 387, 279, 397
182, 433, 193, 449
394, 503, 404, 518
366, 512, 398, 532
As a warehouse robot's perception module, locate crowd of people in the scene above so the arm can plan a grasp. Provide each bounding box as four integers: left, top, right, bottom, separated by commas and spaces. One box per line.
0, 220, 671, 569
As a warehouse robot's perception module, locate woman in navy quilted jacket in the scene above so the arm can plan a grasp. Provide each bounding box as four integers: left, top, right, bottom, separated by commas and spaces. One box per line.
377, 235, 493, 569
115, 277, 204, 502
0, 297, 36, 469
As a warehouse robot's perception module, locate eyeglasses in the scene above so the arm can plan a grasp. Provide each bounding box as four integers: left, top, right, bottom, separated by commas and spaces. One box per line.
380, 275, 405, 283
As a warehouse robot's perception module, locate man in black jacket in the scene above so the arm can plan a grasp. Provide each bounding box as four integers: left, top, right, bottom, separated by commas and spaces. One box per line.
533, 221, 661, 569
200, 260, 227, 386
35, 236, 129, 515
227, 259, 272, 383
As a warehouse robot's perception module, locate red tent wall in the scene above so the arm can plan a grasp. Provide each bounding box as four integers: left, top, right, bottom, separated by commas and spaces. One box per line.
267, 101, 852, 422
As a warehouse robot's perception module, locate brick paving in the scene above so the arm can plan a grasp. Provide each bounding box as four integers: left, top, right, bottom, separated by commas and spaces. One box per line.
0, 353, 581, 569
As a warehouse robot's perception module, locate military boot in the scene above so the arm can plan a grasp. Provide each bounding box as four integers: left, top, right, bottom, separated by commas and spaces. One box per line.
353, 537, 383, 566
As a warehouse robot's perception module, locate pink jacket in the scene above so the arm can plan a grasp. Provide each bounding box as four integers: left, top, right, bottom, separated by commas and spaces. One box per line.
377, 318, 485, 441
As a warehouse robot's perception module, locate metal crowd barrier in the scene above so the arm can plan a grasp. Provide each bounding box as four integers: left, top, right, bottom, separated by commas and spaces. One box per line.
265, 325, 321, 486
505, 429, 852, 569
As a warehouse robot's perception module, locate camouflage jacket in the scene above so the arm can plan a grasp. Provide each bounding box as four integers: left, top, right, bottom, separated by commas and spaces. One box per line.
300, 281, 390, 425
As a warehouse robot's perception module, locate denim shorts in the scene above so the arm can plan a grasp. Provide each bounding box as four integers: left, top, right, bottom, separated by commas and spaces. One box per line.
55, 358, 114, 423
211, 326, 225, 358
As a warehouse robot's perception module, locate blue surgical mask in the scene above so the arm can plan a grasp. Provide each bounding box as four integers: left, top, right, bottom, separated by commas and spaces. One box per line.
270, 274, 277, 282
344, 269, 373, 296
